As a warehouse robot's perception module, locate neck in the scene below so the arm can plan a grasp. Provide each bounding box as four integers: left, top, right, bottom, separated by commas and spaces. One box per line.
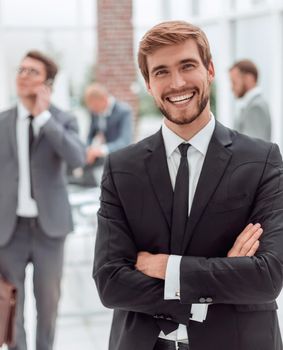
165, 106, 211, 141
20, 96, 36, 113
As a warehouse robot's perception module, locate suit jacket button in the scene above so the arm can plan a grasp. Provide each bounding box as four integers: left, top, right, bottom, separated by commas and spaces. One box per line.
206, 297, 213, 303
199, 297, 206, 303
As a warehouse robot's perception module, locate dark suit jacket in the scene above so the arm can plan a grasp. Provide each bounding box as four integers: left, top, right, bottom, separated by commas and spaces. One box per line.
93, 121, 283, 350
87, 100, 132, 152
0, 105, 86, 246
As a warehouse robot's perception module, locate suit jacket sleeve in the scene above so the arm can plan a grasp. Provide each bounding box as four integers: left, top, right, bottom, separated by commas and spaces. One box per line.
179, 143, 283, 305
41, 111, 86, 169
93, 156, 190, 326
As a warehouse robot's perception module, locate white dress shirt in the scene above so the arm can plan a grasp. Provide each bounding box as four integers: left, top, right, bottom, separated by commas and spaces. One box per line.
16, 102, 51, 217
159, 114, 215, 342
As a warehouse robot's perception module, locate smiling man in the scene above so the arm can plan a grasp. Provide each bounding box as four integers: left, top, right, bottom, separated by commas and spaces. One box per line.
93, 21, 283, 350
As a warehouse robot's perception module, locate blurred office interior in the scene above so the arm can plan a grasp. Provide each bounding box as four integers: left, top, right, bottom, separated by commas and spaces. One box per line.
1, 1, 283, 349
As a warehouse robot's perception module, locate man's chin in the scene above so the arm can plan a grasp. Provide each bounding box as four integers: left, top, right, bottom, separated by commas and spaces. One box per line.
159, 107, 200, 126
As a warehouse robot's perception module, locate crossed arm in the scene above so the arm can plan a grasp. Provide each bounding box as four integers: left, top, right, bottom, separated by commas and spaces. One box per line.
94, 144, 283, 324
135, 223, 263, 280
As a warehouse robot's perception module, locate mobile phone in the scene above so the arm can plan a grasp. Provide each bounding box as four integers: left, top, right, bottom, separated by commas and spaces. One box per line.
45, 79, 53, 87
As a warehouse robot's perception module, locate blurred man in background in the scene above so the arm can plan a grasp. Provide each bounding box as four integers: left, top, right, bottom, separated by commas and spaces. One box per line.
85, 82, 133, 165
229, 59, 271, 141
0, 50, 85, 350
68, 82, 133, 186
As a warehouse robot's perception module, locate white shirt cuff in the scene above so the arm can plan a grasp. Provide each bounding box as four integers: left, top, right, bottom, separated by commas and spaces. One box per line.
33, 110, 51, 136
164, 255, 182, 300
190, 304, 209, 323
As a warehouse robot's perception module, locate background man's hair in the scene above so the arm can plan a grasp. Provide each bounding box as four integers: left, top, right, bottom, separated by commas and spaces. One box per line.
84, 83, 109, 100
138, 20, 212, 83
25, 50, 58, 83
230, 59, 258, 82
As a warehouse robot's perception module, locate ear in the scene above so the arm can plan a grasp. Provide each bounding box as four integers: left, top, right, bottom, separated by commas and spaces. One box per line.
207, 60, 215, 83
146, 80, 153, 96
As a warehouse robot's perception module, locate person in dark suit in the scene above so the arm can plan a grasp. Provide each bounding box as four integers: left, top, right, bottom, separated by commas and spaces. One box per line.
93, 21, 283, 350
85, 83, 133, 165
0, 51, 86, 350
229, 59, 271, 141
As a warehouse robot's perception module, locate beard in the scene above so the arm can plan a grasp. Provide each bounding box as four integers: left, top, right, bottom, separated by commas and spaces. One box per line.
158, 87, 210, 126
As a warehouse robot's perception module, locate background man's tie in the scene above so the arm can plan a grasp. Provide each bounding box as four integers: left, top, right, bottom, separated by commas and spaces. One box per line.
28, 115, 34, 198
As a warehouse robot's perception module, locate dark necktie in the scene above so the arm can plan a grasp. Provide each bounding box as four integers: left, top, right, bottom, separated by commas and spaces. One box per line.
157, 144, 190, 335
170, 143, 190, 255
28, 115, 34, 198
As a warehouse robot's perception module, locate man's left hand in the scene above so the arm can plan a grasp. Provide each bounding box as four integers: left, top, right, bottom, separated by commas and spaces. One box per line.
135, 251, 169, 280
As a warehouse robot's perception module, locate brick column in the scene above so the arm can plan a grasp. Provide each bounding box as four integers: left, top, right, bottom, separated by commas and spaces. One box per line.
96, 0, 138, 120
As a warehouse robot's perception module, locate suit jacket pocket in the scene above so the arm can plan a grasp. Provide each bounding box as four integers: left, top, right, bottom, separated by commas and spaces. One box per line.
235, 301, 278, 312
207, 194, 250, 213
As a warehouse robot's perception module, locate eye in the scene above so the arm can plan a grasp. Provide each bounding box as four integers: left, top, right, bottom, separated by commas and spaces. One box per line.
182, 63, 194, 70
155, 69, 168, 77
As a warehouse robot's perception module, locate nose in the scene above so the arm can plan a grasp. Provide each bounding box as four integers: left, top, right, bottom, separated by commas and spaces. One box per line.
170, 71, 186, 89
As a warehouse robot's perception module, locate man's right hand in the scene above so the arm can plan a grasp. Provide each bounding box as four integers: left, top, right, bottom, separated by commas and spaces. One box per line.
227, 223, 263, 257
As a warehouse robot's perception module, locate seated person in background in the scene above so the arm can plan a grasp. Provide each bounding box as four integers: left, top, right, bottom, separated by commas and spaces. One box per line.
85, 83, 133, 165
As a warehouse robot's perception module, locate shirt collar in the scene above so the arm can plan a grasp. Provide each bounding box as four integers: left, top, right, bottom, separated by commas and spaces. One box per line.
162, 113, 215, 158
240, 86, 261, 107
17, 102, 30, 120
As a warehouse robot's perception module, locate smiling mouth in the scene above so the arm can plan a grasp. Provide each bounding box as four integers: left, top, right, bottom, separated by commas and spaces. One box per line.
166, 92, 195, 105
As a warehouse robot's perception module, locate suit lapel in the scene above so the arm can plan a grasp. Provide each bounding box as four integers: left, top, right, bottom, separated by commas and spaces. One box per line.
145, 130, 173, 230
8, 107, 18, 161
182, 122, 233, 253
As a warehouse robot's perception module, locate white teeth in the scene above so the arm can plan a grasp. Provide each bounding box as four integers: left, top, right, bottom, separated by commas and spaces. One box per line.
168, 93, 194, 103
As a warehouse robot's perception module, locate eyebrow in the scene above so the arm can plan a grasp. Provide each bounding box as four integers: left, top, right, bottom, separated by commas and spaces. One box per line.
150, 58, 199, 76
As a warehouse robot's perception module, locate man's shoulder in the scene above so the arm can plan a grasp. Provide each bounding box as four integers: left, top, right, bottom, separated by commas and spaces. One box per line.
246, 93, 269, 112
0, 107, 16, 121
230, 127, 275, 159
108, 131, 160, 165
49, 104, 76, 122
113, 100, 132, 115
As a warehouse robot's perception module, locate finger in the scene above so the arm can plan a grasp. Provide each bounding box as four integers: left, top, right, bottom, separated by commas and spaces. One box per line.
239, 228, 263, 256
238, 223, 261, 241
227, 224, 261, 257
137, 251, 151, 257
246, 240, 260, 257
233, 223, 261, 252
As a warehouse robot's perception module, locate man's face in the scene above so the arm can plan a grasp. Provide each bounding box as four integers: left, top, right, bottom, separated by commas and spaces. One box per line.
16, 57, 47, 98
85, 95, 108, 114
146, 39, 214, 126
229, 67, 247, 98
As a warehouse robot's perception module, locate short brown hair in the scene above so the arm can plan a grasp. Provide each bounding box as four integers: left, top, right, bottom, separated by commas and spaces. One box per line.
230, 59, 258, 82
24, 50, 58, 83
138, 20, 212, 83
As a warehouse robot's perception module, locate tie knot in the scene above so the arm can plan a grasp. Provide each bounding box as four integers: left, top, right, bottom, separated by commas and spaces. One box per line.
28, 115, 34, 122
178, 143, 190, 157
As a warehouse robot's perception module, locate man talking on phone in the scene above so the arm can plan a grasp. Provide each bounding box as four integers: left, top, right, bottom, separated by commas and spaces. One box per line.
0, 50, 86, 350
